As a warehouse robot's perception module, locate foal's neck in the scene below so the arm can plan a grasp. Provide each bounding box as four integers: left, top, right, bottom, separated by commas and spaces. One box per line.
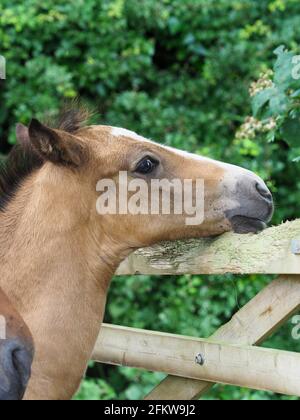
0, 165, 131, 399
0, 165, 126, 298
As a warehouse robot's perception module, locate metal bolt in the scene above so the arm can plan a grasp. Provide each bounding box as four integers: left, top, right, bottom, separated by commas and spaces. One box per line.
291, 240, 300, 255
195, 353, 205, 366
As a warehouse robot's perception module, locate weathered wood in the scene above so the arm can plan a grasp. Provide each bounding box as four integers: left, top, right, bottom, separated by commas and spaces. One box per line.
96, 221, 300, 399
93, 318, 300, 396
146, 276, 300, 400
117, 220, 300, 275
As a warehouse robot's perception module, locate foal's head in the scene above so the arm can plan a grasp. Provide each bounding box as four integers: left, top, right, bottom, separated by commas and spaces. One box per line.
0, 288, 34, 400
13, 107, 273, 248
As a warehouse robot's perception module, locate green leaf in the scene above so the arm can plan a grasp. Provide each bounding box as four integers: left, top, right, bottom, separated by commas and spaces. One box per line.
281, 117, 300, 147
269, 90, 289, 116
252, 87, 288, 118
291, 89, 300, 98
252, 88, 276, 117
273, 45, 295, 90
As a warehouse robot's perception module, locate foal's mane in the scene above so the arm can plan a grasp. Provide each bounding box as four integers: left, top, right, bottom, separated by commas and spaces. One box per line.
0, 104, 94, 212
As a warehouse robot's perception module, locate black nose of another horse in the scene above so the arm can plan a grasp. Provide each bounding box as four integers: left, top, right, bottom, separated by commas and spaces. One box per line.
0, 339, 33, 400
256, 181, 273, 202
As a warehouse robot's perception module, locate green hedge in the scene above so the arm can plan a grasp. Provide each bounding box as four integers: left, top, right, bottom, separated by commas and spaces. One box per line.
1, 0, 300, 400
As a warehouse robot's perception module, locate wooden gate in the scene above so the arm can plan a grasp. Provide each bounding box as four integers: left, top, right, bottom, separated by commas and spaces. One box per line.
92, 220, 300, 399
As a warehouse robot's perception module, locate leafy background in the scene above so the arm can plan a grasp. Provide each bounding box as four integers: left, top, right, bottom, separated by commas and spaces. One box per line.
1, 0, 300, 400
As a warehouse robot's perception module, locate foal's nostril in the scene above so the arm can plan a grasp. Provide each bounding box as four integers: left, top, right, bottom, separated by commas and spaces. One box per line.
256, 182, 272, 202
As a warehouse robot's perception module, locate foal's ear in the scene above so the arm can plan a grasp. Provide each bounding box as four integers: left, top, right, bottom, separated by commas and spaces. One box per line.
28, 119, 87, 167
16, 123, 30, 146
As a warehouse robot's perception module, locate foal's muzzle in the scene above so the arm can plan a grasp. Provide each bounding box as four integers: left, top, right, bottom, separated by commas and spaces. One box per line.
0, 339, 33, 400
226, 175, 274, 234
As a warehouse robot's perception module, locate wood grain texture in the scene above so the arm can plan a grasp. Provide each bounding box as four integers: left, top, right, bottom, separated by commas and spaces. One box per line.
117, 220, 300, 275
145, 276, 300, 400
93, 301, 300, 397
96, 221, 300, 399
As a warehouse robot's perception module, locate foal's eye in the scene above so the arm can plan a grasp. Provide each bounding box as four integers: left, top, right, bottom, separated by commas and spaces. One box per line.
135, 157, 159, 175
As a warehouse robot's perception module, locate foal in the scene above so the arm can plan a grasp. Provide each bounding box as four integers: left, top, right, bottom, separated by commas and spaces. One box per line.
0, 287, 34, 400
0, 107, 273, 399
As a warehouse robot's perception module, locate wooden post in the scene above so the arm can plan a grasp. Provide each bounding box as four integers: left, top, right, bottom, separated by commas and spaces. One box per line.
117, 220, 300, 275
91, 220, 300, 400
93, 316, 300, 396
145, 276, 300, 399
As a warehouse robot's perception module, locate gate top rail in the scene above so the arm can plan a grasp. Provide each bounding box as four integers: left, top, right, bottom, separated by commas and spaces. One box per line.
117, 219, 300, 276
